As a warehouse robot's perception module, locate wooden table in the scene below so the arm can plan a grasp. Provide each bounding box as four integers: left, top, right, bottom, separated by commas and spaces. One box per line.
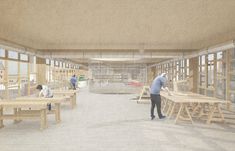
0, 101, 48, 130
53, 90, 78, 108
14, 97, 66, 123
161, 92, 227, 124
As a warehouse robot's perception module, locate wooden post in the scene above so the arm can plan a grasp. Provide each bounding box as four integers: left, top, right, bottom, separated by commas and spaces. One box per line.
4, 56, 9, 99
214, 53, 217, 98
18, 60, 21, 96
36, 57, 46, 85
27, 60, 30, 95
205, 55, 208, 96
226, 50, 231, 110
189, 57, 198, 93
0, 107, 4, 128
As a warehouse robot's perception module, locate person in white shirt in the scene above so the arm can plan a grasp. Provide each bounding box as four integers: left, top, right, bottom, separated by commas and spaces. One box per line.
36, 85, 53, 110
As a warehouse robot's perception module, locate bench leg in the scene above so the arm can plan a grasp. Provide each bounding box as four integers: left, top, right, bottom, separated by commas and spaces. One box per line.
70, 96, 74, 109
40, 109, 45, 130
0, 107, 4, 128
169, 102, 176, 118
185, 104, 193, 124
175, 103, 183, 124
207, 103, 225, 124
166, 101, 173, 116
73, 94, 77, 106
207, 104, 216, 124
43, 109, 48, 128
14, 108, 22, 124
217, 104, 225, 123
55, 103, 61, 123
162, 99, 169, 114
40, 109, 47, 130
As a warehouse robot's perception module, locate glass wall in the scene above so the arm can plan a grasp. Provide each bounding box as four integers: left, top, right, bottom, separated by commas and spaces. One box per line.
0, 53, 6, 99
229, 49, 235, 103
216, 51, 226, 99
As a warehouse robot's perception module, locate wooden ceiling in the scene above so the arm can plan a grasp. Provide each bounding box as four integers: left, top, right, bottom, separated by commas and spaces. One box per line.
0, 0, 235, 51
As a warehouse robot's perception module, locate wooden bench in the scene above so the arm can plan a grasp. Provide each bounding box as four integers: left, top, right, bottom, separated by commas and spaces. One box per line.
0, 101, 48, 130
137, 86, 150, 104
161, 92, 227, 124
53, 90, 78, 108
14, 97, 66, 123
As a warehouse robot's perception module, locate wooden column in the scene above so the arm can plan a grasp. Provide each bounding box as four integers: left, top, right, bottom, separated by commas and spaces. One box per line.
226, 50, 231, 110
36, 57, 46, 85
205, 55, 208, 96
17, 60, 21, 96
4, 57, 9, 99
189, 57, 198, 93
214, 54, 217, 98
27, 57, 31, 95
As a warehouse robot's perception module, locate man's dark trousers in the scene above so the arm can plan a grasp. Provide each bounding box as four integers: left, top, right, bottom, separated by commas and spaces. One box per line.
150, 94, 163, 118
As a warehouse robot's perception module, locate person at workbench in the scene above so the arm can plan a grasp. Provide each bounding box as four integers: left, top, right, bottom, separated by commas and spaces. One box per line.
150, 73, 171, 120
36, 85, 53, 110
70, 75, 77, 90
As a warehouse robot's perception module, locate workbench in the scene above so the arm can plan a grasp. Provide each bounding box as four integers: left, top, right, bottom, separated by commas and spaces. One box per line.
161, 92, 227, 124
0, 101, 48, 130
14, 97, 66, 123
52, 90, 78, 108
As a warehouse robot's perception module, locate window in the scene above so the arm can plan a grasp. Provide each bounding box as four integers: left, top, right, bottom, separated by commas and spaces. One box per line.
8, 60, 18, 99
0, 59, 6, 99
51, 60, 54, 67
20, 54, 28, 61
20, 62, 28, 96
0, 48, 5, 57
8, 51, 18, 59
207, 54, 214, 87
229, 49, 235, 103
55, 61, 59, 67
216, 51, 226, 99
66, 63, 69, 68
46, 59, 50, 65
198, 55, 206, 95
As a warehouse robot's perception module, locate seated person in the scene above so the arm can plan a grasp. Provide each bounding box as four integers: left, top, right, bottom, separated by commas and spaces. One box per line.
36, 85, 53, 110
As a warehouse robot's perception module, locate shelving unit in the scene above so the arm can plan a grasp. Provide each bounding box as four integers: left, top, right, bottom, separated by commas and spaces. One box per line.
89, 63, 147, 93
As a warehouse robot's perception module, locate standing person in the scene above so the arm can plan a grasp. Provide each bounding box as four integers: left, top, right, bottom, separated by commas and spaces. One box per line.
36, 85, 53, 110
150, 73, 170, 120
70, 75, 77, 90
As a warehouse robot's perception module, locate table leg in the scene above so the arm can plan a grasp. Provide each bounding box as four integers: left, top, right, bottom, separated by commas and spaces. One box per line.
73, 93, 77, 106
207, 104, 216, 124
40, 109, 45, 130
13, 108, 20, 123
217, 104, 225, 123
55, 103, 61, 123
192, 103, 200, 117
166, 101, 173, 116
185, 104, 193, 124
175, 103, 183, 124
162, 99, 169, 114
0, 107, 4, 128
43, 109, 48, 128
169, 102, 176, 118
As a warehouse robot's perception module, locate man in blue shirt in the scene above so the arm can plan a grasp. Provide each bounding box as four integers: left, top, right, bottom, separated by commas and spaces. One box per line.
70, 75, 77, 90
150, 73, 169, 120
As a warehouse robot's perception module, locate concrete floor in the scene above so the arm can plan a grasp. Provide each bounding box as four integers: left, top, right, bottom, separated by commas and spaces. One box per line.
1, 88, 235, 151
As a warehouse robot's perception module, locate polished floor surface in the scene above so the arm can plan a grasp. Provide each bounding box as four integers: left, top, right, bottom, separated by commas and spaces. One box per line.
1, 88, 235, 151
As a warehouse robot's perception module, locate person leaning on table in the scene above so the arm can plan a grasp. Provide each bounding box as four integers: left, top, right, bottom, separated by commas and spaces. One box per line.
36, 85, 53, 110
150, 73, 171, 120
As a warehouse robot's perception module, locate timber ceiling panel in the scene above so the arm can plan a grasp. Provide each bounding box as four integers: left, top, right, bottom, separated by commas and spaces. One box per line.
0, 0, 235, 50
